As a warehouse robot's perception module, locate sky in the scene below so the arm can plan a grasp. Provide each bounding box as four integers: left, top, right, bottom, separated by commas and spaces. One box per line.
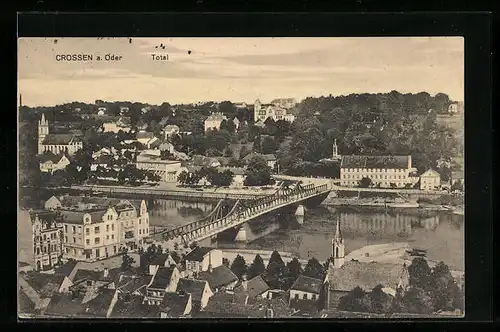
18, 37, 464, 107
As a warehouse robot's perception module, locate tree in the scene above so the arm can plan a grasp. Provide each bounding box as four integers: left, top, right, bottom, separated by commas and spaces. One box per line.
284, 258, 303, 290
358, 177, 373, 188
402, 287, 434, 314
230, 255, 247, 279
121, 253, 135, 270
247, 254, 266, 279
239, 145, 251, 159
261, 136, 278, 154
338, 286, 371, 312
177, 170, 190, 185
429, 262, 457, 311
302, 257, 325, 280
451, 179, 463, 192
408, 257, 432, 290
244, 155, 273, 186
368, 285, 393, 314
268, 251, 285, 268
265, 261, 288, 290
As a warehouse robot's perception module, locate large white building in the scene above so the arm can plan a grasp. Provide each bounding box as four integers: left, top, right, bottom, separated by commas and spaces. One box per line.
44, 196, 150, 262
253, 99, 295, 123
420, 169, 441, 191
38, 113, 83, 155
136, 150, 183, 182
340, 155, 418, 188
204, 112, 228, 132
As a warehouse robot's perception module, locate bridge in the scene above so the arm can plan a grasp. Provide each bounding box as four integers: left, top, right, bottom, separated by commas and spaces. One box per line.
152, 182, 331, 248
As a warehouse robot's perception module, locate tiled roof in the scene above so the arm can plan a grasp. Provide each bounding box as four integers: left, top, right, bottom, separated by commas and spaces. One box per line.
201, 293, 282, 318
42, 134, 81, 145
184, 247, 214, 262
198, 265, 238, 290
176, 278, 207, 303
44, 293, 85, 317
234, 275, 270, 298
54, 260, 78, 277
80, 289, 117, 318
150, 253, 169, 266
58, 209, 107, 224
340, 155, 410, 169
23, 272, 66, 298
148, 266, 176, 289
160, 292, 191, 317
73, 269, 110, 283
290, 275, 323, 294
136, 131, 155, 140
328, 261, 407, 292
110, 294, 160, 318
421, 169, 440, 178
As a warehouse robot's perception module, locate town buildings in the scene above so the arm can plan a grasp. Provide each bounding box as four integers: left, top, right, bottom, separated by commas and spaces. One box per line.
184, 247, 223, 277
44, 196, 150, 261
102, 117, 132, 133
339, 155, 418, 188
37, 113, 83, 155
136, 150, 183, 182
39, 153, 71, 174
204, 112, 228, 132
420, 169, 441, 191
23, 210, 65, 271
253, 99, 296, 123
163, 125, 180, 139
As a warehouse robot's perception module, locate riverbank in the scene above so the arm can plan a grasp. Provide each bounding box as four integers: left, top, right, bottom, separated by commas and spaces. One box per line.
220, 248, 309, 267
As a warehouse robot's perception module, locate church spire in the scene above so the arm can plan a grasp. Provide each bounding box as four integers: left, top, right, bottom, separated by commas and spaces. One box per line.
331, 217, 345, 269
334, 218, 343, 243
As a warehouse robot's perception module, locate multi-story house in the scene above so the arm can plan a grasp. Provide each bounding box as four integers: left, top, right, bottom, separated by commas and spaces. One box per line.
253, 99, 295, 123
340, 155, 419, 188
184, 247, 223, 277
145, 265, 181, 305
420, 169, 441, 191
44, 196, 150, 262
136, 150, 183, 182
204, 112, 228, 132
28, 210, 65, 271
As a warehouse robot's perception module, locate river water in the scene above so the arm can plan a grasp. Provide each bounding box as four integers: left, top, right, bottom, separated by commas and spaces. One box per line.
148, 199, 464, 271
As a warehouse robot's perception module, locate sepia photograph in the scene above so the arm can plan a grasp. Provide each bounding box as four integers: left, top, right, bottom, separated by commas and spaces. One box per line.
18, 37, 464, 319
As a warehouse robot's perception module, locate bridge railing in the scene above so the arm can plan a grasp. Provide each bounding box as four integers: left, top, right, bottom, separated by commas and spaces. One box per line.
179, 183, 329, 244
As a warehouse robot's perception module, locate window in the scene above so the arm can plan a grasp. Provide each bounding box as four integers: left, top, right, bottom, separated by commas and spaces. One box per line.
85, 217, 90, 223
114, 246, 117, 254
36, 248, 40, 255
43, 234, 46, 241
86, 239, 90, 245
96, 248, 100, 258
106, 235, 109, 240
43, 246, 47, 253
86, 228, 90, 235
95, 226, 100, 234
65, 236, 68, 243
312, 294, 317, 300
295, 293, 299, 300
139, 229, 141, 235
106, 225, 109, 232
64, 225, 67, 232
73, 237, 76, 243
111, 234, 114, 239
111, 224, 114, 231
303, 293, 307, 299
72, 226, 76, 233
95, 237, 100, 245
139, 219, 141, 225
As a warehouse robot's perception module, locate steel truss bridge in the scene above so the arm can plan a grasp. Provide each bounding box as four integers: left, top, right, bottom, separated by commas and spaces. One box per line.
154, 182, 331, 247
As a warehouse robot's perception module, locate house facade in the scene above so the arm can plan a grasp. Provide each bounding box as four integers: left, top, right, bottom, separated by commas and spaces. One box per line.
29, 210, 65, 271
253, 99, 296, 123
340, 155, 418, 188
420, 169, 441, 191
45, 196, 150, 261
145, 266, 181, 305
184, 247, 223, 276
136, 151, 183, 182
39, 154, 71, 174
204, 112, 228, 132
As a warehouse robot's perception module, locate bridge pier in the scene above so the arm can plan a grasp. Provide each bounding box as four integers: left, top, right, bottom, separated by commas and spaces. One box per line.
234, 224, 248, 242
295, 204, 305, 224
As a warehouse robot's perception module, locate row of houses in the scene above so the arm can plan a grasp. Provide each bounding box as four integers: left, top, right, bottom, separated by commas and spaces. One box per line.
19, 195, 151, 271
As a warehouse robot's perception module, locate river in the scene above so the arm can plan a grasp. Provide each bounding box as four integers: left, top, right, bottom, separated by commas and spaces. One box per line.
148, 199, 464, 271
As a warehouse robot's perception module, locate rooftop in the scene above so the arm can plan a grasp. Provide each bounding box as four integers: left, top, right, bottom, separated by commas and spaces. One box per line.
328, 260, 407, 292
42, 134, 81, 145
58, 209, 108, 225
341, 155, 410, 169
290, 275, 323, 294
176, 278, 208, 303
136, 131, 155, 140
234, 275, 270, 299
23, 272, 68, 298
198, 265, 239, 290
148, 266, 176, 290
184, 247, 214, 262
160, 292, 191, 317
110, 294, 160, 318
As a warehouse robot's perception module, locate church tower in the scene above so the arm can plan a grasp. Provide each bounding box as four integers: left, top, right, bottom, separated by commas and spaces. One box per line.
254, 99, 262, 122
38, 113, 49, 148
331, 218, 345, 268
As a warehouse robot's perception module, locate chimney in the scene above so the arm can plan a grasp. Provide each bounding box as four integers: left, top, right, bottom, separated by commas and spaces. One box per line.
241, 274, 248, 291
103, 268, 109, 278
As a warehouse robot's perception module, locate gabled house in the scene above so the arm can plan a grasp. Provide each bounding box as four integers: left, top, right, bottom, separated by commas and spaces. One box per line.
145, 266, 181, 305
184, 247, 223, 276
234, 275, 270, 299
176, 278, 213, 311
110, 293, 160, 318
39, 153, 71, 174
163, 125, 180, 139
288, 275, 325, 312
160, 292, 192, 318
148, 253, 179, 276
198, 265, 239, 293
44, 288, 119, 318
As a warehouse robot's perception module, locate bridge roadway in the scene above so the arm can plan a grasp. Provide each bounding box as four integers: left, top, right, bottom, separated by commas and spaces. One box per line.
155, 182, 331, 248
